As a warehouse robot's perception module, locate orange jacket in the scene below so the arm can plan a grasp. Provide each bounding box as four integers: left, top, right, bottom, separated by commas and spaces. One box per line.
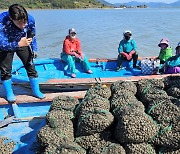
63, 36, 82, 55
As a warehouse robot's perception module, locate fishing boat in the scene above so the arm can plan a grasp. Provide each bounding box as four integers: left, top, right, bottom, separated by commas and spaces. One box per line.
0, 58, 179, 153
1, 57, 176, 92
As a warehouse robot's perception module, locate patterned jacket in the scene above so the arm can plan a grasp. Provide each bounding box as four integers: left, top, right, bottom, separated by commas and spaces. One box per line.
0, 11, 37, 52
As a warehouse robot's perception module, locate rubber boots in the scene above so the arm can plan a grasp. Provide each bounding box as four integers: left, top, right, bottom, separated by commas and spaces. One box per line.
29, 78, 45, 99
2, 79, 16, 102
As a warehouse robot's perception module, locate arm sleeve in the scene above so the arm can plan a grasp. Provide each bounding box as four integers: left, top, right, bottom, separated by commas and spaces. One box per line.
166, 55, 180, 67
132, 40, 137, 52
0, 24, 19, 51
31, 37, 37, 52
76, 39, 83, 55
28, 15, 37, 52
118, 40, 123, 53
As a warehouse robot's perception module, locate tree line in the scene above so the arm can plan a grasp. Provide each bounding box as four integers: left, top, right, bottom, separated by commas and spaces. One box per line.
0, 0, 106, 9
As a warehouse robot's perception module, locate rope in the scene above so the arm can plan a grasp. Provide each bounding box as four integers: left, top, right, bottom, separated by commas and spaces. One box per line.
143, 79, 153, 94
58, 143, 84, 152
102, 143, 115, 153
54, 128, 68, 141
148, 122, 172, 143
77, 109, 109, 127
66, 111, 74, 120
147, 100, 166, 114
147, 144, 154, 154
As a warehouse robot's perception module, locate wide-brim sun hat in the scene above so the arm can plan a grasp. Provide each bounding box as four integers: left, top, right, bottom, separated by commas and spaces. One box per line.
158, 38, 169, 47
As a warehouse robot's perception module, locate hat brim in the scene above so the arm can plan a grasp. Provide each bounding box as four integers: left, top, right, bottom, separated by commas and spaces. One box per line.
124, 32, 132, 36
70, 32, 76, 34
158, 43, 168, 47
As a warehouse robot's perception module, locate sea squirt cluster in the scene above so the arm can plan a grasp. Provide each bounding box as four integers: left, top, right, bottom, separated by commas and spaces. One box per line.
37, 76, 180, 154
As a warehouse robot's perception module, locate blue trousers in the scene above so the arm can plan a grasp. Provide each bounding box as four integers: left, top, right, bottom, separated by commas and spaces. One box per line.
61, 52, 91, 74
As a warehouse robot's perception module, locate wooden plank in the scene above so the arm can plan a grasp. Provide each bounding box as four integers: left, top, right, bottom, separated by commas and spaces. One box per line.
0, 74, 179, 105
39, 74, 180, 85
0, 90, 86, 105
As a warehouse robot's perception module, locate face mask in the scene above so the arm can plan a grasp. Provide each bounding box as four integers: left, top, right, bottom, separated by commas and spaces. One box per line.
160, 44, 168, 50
70, 33, 76, 39
70, 35, 76, 39
125, 36, 130, 40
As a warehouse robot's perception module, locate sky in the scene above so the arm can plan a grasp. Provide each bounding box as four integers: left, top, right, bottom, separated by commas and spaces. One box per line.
105, 0, 178, 4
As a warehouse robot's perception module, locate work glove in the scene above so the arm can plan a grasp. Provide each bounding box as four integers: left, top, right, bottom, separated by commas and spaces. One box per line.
127, 54, 132, 61
121, 52, 132, 60
74, 53, 81, 59
129, 50, 135, 57
79, 52, 84, 60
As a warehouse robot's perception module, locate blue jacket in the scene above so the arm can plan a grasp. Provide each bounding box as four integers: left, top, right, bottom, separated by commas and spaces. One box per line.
118, 38, 137, 54
165, 54, 180, 67
0, 11, 37, 52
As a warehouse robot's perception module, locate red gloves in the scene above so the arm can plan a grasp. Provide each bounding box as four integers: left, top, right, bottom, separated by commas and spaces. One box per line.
121, 52, 132, 60
79, 52, 84, 60
121, 52, 129, 58
121, 50, 136, 61
129, 50, 135, 57
74, 53, 81, 59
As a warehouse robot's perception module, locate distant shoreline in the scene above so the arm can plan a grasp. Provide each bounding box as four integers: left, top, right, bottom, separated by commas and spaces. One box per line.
0, 6, 179, 11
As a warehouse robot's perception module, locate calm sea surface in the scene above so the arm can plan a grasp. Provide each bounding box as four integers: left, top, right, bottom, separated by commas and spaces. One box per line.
1, 8, 180, 59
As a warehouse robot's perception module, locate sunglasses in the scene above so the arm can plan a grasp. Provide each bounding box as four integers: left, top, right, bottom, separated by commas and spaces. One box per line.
70, 32, 76, 35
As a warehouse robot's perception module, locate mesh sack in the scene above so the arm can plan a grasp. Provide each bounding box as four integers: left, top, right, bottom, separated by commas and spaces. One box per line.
0, 136, 15, 154
76, 109, 114, 136
46, 110, 74, 140
124, 143, 156, 154
50, 95, 79, 112
115, 113, 159, 143
111, 80, 137, 94
75, 94, 110, 117
85, 83, 111, 99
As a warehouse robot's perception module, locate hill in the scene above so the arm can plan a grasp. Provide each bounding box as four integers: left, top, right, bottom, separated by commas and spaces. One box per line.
0, 0, 108, 9
96, 0, 113, 6
169, 0, 180, 7
113, 0, 180, 8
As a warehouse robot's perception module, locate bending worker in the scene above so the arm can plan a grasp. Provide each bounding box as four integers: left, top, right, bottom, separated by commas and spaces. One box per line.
0, 4, 45, 102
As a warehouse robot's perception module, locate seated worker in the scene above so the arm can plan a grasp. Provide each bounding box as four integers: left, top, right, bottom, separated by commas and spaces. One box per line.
164, 42, 180, 74
61, 28, 92, 78
117, 30, 139, 71
157, 38, 172, 64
